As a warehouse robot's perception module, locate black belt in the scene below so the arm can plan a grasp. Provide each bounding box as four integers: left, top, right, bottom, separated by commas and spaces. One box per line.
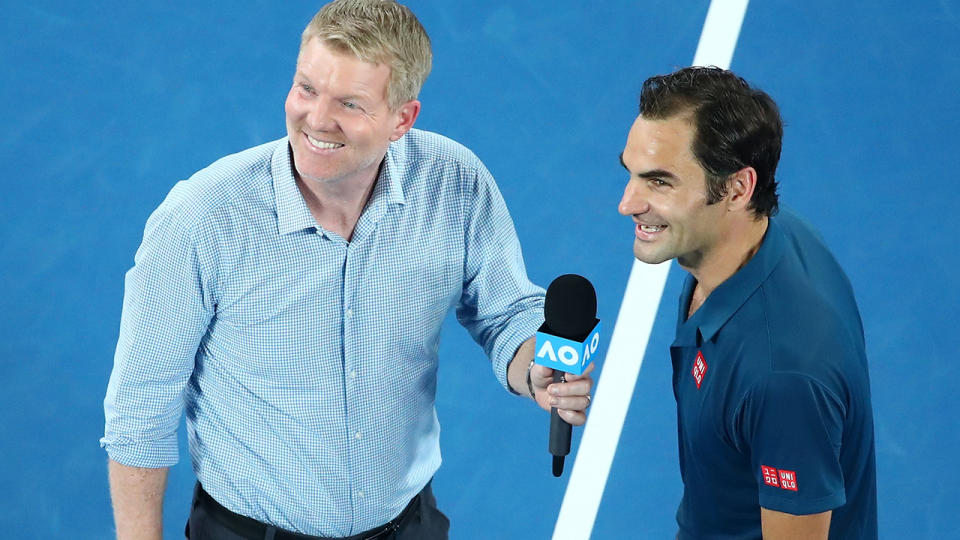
194, 482, 421, 540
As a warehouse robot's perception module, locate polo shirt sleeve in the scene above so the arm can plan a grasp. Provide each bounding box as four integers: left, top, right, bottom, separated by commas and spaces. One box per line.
455, 160, 545, 391
735, 372, 847, 515
101, 183, 216, 468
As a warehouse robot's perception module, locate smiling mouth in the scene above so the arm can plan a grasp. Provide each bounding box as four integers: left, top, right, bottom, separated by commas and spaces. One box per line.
635, 222, 668, 241
306, 133, 345, 150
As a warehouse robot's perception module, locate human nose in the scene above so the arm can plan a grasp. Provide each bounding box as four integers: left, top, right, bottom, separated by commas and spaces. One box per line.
618, 180, 648, 216
306, 95, 337, 132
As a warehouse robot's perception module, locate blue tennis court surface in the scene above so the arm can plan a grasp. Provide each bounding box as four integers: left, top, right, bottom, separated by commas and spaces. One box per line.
2, 1, 957, 538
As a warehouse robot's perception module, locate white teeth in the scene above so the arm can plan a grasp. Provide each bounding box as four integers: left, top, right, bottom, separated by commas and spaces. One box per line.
307, 135, 344, 150
640, 225, 664, 233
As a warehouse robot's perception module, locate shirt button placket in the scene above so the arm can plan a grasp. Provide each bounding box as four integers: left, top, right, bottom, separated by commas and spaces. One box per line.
342, 243, 365, 517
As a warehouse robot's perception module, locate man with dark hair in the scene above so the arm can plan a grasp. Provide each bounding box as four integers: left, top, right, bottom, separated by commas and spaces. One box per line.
618, 66, 877, 539
101, 1, 592, 539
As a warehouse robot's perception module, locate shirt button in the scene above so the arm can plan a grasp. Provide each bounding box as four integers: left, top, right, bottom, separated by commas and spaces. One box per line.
355, 431, 362, 440
346, 308, 353, 318
350, 370, 357, 379
357, 490, 365, 499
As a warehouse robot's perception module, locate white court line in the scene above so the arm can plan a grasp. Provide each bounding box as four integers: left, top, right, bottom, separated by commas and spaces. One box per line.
551, 1, 750, 538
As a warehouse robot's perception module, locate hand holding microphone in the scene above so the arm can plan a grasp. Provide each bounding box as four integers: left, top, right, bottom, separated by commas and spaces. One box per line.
532, 274, 601, 477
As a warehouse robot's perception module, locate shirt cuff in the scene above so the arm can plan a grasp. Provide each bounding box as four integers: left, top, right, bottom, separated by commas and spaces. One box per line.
101, 435, 180, 468
491, 309, 544, 392
759, 489, 846, 516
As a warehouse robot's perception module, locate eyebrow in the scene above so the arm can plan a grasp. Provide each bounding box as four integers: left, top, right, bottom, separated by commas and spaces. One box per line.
619, 152, 677, 180
294, 72, 316, 88
294, 71, 373, 103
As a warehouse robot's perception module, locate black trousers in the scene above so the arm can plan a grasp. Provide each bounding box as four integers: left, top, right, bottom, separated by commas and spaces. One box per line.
185, 482, 449, 540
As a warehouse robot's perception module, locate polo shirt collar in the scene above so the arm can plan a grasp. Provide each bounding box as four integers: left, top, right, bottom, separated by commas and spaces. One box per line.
272, 139, 407, 236
673, 215, 786, 347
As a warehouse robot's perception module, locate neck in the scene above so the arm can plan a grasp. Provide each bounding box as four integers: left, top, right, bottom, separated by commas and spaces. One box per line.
299, 174, 376, 214
684, 213, 768, 309
295, 160, 383, 241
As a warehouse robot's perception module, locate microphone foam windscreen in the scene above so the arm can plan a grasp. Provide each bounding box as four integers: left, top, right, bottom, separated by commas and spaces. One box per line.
544, 274, 597, 338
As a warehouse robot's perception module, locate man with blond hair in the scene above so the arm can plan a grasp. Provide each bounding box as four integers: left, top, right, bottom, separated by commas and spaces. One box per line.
102, 1, 593, 538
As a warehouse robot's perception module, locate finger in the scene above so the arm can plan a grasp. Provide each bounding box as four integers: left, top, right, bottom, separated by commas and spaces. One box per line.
557, 408, 586, 426
561, 362, 596, 382
567, 362, 597, 381
548, 377, 592, 397
531, 363, 553, 377
548, 394, 592, 412
530, 364, 555, 385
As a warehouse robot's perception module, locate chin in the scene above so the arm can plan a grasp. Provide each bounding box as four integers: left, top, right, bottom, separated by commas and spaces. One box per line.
632, 251, 671, 265
633, 241, 672, 265
299, 170, 341, 185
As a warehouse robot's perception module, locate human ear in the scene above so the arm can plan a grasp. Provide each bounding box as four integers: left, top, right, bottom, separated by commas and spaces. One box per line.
727, 166, 758, 212
389, 100, 421, 141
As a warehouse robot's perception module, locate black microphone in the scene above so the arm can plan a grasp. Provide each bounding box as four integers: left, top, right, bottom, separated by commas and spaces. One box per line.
540, 274, 598, 477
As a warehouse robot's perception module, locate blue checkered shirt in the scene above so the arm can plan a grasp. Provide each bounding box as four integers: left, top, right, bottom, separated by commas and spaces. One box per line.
101, 129, 545, 536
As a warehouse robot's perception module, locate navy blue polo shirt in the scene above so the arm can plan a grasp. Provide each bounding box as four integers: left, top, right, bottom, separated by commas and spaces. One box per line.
671, 209, 877, 539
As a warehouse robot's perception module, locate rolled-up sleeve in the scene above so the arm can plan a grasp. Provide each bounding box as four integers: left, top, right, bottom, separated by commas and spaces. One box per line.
101, 184, 216, 467
455, 161, 544, 390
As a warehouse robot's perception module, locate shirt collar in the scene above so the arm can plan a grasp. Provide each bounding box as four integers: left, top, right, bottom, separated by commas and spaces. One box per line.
273, 141, 317, 235
673, 215, 786, 347
370, 138, 407, 208
272, 138, 408, 237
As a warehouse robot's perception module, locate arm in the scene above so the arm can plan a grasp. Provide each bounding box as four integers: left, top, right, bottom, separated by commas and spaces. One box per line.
761, 507, 831, 539
737, 373, 847, 528
102, 185, 215, 536
506, 336, 594, 426
108, 460, 168, 540
454, 156, 591, 422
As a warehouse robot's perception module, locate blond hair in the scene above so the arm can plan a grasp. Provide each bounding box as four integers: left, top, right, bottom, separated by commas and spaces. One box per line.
300, 0, 432, 110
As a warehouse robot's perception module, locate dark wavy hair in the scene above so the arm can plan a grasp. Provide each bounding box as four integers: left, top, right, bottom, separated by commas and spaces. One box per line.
639, 66, 782, 217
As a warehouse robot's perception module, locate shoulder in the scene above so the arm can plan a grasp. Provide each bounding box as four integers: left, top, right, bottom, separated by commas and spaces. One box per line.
721, 209, 866, 384
391, 128, 487, 176
149, 139, 283, 235
770, 208, 855, 298
763, 209, 863, 352
384, 129, 500, 213
747, 285, 859, 381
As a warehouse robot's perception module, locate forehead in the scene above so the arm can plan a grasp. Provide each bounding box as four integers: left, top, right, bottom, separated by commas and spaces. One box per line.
296, 38, 391, 94
622, 114, 699, 171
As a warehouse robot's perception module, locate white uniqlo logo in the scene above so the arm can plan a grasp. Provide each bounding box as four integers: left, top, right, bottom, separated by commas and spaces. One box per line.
761, 465, 799, 492
691, 351, 707, 390
778, 470, 798, 491
761, 465, 779, 487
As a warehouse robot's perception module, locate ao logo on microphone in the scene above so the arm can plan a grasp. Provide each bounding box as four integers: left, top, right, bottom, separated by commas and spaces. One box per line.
534, 321, 602, 375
